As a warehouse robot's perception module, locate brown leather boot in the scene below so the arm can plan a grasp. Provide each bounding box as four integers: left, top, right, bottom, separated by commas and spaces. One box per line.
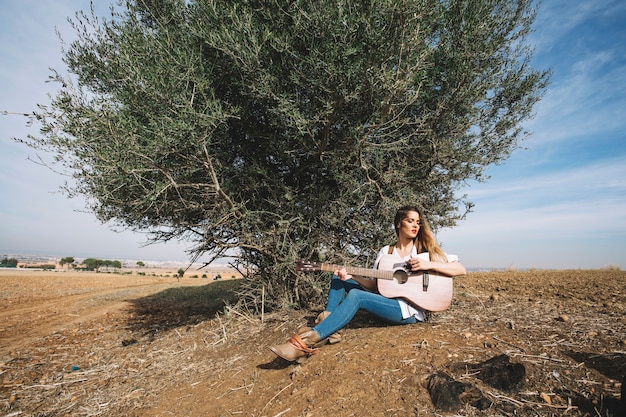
315, 310, 331, 324
315, 311, 342, 344
269, 327, 321, 361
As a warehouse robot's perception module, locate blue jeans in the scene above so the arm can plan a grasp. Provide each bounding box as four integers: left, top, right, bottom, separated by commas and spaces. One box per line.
312, 275, 418, 340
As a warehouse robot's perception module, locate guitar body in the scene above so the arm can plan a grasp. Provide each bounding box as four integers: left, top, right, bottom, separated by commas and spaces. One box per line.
375, 255, 453, 312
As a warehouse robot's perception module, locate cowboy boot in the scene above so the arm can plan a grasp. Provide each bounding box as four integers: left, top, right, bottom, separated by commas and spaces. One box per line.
269, 327, 321, 361
315, 311, 342, 344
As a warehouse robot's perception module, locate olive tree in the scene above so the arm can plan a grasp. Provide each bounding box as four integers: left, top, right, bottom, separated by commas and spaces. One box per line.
59, 256, 75, 269
24, 0, 550, 310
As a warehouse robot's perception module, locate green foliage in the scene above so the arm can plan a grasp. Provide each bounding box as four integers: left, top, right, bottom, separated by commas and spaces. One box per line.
1, 258, 18, 268
23, 264, 56, 270
25, 0, 549, 309
59, 256, 75, 267
82, 258, 122, 271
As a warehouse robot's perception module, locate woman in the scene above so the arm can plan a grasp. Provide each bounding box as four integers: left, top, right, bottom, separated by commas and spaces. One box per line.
269, 205, 466, 361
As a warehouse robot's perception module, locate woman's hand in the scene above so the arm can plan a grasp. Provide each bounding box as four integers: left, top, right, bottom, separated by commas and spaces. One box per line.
407, 256, 432, 272
407, 256, 467, 277
334, 267, 353, 281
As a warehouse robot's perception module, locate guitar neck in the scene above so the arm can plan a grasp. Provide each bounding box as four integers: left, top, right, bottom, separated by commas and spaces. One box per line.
317, 263, 395, 281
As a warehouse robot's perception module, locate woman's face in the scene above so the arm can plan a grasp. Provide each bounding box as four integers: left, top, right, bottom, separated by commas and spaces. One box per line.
397, 210, 421, 240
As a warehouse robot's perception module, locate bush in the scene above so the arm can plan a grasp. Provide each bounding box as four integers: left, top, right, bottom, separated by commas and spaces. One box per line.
603, 264, 621, 271
1, 258, 18, 268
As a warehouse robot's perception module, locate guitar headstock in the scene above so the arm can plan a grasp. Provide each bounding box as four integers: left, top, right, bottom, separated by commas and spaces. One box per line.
295, 260, 321, 272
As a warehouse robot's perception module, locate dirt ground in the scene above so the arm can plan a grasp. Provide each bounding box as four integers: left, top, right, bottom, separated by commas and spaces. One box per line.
0, 267, 624, 416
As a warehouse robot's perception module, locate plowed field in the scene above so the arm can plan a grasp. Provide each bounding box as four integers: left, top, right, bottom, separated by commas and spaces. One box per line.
0, 268, 624, 416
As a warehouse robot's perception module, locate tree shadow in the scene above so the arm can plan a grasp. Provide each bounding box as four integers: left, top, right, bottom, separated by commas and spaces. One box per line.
564, 351, 626, 381
563, 351, 625, 415
126, 279, 243, 336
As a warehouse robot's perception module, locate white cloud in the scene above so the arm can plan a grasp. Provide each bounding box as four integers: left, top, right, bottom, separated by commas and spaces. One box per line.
0, 1, 192, 262
525, 0, 626, 145
439, 156, 626, 269
531, 0, 625, 52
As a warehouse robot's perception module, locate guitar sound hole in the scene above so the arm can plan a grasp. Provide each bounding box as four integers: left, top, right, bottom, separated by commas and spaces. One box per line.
393, 269, 408, 284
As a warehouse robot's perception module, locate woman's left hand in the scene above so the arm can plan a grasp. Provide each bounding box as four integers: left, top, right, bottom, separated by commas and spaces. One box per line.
334, 267, 353, 281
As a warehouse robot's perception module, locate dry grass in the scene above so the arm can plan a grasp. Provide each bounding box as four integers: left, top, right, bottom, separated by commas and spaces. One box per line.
0, 269, 624, 416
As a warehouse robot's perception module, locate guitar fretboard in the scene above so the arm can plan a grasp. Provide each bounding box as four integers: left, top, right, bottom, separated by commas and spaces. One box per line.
317, 263, 396, 281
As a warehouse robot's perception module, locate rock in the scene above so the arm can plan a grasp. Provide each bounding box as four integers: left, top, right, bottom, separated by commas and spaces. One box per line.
540, 392, 552, 404
472, 354, 526, 392
122, 338, 138, 346
427, 371, 491, 412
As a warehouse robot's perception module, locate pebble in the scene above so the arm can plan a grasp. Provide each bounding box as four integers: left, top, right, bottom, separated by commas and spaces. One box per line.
557, 314, 569, 322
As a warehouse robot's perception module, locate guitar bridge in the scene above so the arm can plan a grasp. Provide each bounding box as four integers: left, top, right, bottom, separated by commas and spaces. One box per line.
423, 271, 429, 291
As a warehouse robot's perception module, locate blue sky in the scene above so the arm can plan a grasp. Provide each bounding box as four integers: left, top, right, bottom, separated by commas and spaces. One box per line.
1, 1, 625, 269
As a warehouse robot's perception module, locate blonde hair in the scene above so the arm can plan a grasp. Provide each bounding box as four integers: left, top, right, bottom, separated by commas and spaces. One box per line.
393, 205, 447, 262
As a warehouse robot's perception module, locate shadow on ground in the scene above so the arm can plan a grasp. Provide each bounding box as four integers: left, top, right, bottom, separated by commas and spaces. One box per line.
126, 279, 243, 336
564, 351, 626, 381
563, 351, 625, 416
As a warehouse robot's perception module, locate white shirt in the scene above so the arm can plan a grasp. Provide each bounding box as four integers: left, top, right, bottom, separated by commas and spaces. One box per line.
373, 245, 459, 321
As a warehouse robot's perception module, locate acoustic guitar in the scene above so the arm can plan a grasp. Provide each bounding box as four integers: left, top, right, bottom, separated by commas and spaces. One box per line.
296, 254, 453, 312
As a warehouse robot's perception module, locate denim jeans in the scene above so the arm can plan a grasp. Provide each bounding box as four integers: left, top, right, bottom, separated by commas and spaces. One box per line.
312, 275, 418, 340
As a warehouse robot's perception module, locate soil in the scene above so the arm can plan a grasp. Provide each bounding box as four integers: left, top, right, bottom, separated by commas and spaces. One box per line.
0, 267, 624, 416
